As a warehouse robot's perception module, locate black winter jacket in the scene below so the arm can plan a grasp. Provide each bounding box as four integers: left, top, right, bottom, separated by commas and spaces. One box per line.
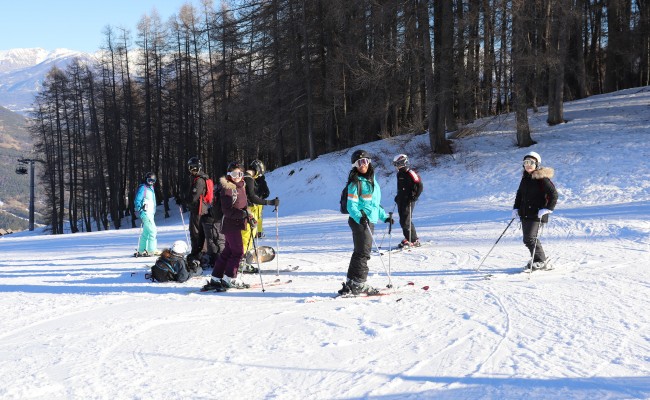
187, 172, 210, 216
514, 167, 558, 223
395, 168, 423, 204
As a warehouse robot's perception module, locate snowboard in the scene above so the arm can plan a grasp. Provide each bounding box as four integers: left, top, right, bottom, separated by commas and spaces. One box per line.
245, 245, 276, 264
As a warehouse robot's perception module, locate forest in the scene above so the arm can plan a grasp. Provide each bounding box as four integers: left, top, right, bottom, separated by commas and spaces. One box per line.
29, 0, 650, 234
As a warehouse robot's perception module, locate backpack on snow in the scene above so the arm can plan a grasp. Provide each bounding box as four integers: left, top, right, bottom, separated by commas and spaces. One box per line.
148, 251, 191, 283
340, 178, 362, 214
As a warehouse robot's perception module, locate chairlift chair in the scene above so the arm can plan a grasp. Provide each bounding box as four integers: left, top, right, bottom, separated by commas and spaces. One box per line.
15, 164, 28, 175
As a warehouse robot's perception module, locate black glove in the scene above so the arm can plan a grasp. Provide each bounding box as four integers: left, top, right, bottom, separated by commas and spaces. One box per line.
384, 216, 394, 224
140, 203, 147, 212
242, 209, 249, 219
359, 210, 369, 227
267, 197, 279, 207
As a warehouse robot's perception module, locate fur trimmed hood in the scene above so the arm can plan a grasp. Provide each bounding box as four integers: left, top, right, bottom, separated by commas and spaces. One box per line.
219, 176, 237, 190
531, 167, 554, 180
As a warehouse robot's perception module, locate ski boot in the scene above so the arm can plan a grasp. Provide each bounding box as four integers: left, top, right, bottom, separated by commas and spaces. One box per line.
348, 279, 380, 296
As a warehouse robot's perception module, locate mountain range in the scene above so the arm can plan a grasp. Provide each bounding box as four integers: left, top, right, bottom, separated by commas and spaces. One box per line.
0, 48, 93, 114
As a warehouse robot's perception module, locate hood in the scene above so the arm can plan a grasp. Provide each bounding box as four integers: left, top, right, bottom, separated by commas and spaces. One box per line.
531, 167, 555, 180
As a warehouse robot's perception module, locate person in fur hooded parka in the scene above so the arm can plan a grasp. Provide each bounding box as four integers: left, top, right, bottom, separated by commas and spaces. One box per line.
512, 151, 558, 270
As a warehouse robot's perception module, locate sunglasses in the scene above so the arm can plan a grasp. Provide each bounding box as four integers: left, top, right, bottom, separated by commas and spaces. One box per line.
523, 159, 537, 167
146, 178, 156, 184
353, 158, 371, 168
228, 170, 244, 179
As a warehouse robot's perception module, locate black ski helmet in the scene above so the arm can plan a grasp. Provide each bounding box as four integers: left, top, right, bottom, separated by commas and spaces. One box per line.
227, 161, 243, 172
187, 156, 202, 173
145, 172, 157, 183
249, 159, 266, 177
350, 149, 371, 165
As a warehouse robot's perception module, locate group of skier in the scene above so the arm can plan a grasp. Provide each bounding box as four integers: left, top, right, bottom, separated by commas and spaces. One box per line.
135, 147, 557, 295
338, 149, 557, 296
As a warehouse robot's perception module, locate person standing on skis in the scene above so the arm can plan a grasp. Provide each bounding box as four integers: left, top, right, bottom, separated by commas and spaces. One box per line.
247, 159, 275, 239
339, 149, 392, 296
240, 159, 279, 273
134, 172, 159, 257
202, 162, 256, 291
185, 157, 210, 266
513, 151, 558, 270
393, 154, 423, 248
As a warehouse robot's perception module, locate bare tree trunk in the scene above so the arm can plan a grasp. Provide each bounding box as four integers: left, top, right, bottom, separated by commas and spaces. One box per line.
547, 0, 570, 125
512, 0, 535, 146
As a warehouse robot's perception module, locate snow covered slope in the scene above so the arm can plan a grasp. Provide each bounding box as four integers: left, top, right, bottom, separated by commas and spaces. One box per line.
0, 88, 648, 399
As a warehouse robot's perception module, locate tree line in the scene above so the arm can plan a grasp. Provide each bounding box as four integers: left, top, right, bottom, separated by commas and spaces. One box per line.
30, 0, 650, 234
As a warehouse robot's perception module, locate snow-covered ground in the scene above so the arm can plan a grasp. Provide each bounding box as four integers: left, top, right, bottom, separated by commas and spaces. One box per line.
1, 88, 649, 399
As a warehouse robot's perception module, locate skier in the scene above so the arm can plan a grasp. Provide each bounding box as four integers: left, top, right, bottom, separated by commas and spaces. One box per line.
201, 180, 225, 269
202, 162, 256, 291
134, 172, 159, 257
339, 149, 392, 296
247, 159, 273, 238
512, 151, 558, 270
393, 154, 423, 248
185, 157, 211, 266
240, 159, 279, 273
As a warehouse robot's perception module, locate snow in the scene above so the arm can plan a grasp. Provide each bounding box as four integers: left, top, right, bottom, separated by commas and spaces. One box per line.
1, 87, 650, 399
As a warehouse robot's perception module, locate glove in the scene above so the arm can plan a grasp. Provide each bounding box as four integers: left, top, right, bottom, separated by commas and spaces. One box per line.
511, 209, 519, 219
141, 203, 147, 212
247, 215, 257, 228
384, 216, 394, 224
538, 208, 552, 219
267, 197, 279, 207
359, 210, 369, 227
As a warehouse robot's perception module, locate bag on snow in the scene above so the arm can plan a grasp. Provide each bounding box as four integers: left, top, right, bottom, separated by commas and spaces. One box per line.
148, 251, 191, 283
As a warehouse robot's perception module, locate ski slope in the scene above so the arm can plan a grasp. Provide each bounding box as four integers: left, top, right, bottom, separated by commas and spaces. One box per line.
0, 87, 649, 399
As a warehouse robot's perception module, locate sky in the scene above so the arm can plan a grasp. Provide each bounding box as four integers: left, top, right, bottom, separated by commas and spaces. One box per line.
0, 87, 649, 399
0, 0, 205, 53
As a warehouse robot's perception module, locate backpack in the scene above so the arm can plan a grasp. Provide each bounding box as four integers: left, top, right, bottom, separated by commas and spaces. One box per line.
340, 179, 362, 214
203, 177, 214, 204
148, 252, 190, 283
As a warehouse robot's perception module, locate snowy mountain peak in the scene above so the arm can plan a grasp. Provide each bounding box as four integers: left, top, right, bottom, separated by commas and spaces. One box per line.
0, 48, 93, 114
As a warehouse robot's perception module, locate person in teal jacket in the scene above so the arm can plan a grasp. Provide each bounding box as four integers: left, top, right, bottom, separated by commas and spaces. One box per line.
134, 172, 159, 257
339, 149, 392, 296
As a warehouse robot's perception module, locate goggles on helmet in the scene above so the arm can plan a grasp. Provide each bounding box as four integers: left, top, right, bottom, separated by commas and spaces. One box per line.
352, 158, 371, 169
146, 178, 157, 184
523, 159, 537, 168
228, 170, 244, 179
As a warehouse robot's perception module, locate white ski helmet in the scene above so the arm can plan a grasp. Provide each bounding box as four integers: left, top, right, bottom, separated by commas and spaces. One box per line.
393, 154, 409, 168
523, 151, 541, 164
171, 240, 188, 255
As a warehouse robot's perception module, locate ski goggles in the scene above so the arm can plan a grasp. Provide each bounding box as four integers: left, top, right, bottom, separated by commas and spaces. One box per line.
228, 170, 244, 179
146, 178, 157, 184
523, 159, 537, 168
352, 158, 371, 169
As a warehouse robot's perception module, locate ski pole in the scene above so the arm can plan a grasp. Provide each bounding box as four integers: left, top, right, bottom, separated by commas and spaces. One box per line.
178, 205, 190, 249
528, 220, 544, 280
250, 221, 265, 292
388, 212, 393, 280
408, 203, 412, 244
475, 218, 515, 272
377, 203, 396, 249
366, 221, 394, 288
274, 202, 280, 275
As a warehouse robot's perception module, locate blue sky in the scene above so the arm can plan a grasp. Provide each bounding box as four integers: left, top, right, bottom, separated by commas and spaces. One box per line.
0, 0, 203, 53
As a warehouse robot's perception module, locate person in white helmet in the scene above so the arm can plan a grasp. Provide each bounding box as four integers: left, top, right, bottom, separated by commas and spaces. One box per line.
512, 151, 558, 270
393, 154, 423, 248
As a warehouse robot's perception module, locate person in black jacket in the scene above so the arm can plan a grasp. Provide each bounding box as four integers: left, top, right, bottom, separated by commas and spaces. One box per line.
513, 151, 558, 270
240, 160, 279, 273
393, 154, 423, 248
185, 157, 210, 265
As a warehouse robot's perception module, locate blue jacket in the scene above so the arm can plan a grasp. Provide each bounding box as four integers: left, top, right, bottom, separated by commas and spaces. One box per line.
346, 175, 388, 224
135, 184, 156, 218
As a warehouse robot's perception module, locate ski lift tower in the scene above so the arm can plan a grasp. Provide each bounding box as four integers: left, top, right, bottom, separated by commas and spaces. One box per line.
16, 158, 44, 231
